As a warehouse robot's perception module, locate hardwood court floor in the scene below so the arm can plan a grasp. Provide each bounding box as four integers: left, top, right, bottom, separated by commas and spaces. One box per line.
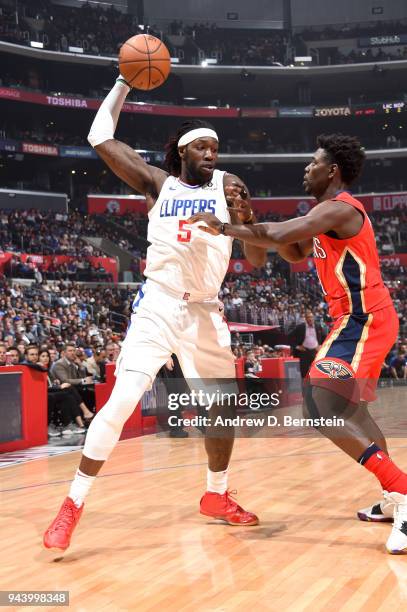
1, 389, 407, 611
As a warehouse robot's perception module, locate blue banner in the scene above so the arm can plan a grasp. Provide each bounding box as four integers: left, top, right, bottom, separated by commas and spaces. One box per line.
59, 145, 98, 159
0, 139, 20, 153
358, 34, 407, 47
279, 107, 313, 117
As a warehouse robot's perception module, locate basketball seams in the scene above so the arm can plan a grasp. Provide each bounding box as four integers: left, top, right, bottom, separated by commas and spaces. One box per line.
122, 37, 163, 55
119, 58, 158, 64
122, 41, 150, 54
119, 34, 170, 90
150, 39, 163, 55
127, 66, 166, 90
149, 66, 166, 87
142, 34, 152, 90
128, 66, 149, 87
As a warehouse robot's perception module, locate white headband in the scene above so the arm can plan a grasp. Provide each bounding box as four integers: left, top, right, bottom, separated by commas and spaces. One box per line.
178, 128, 219, 148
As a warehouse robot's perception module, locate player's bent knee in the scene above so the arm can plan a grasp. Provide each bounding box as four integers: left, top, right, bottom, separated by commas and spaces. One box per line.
303, 379, 359, 429
302, 383, 321, 426
83, 371, 152, 461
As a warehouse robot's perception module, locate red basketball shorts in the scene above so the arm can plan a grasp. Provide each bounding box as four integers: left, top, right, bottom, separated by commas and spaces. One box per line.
308, 305, 399, 403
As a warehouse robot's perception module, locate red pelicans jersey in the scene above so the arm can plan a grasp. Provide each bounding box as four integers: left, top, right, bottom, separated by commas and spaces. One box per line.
313, 191, 392, 320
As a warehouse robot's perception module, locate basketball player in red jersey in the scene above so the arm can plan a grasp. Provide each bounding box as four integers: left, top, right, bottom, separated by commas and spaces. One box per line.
190, 134, 407, 554
43, 76, 267, 552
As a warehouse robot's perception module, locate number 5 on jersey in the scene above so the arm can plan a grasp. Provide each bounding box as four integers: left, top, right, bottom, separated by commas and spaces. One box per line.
177, 220, 192, 242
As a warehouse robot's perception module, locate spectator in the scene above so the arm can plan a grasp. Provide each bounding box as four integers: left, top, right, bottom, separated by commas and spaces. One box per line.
39, 349, 87, 437
390, 350, 407, 379
288, 310, 327, 378
8, 346, 21, 365
0, 343, 7, 366
16, 342, 27, 358
85, 346, 106, 381
158, 355, 189, 438
105, 341, 120, 363
51, 342, 95, 409
51, 343, 93, 385
23, 344, 39, 364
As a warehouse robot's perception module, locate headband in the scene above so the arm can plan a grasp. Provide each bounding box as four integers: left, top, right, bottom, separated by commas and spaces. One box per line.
178, 128, 219, 148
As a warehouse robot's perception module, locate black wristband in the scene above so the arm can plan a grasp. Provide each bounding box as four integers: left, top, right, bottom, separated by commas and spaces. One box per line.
220, 223, 228, 235
116, 76, 131, 88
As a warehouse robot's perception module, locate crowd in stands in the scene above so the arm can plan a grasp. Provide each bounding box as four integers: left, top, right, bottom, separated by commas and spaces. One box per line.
5, 255, 113, 283
0, 206, 405, 376
0, 0, 149, 57
0, 209, 102, 255
297, 20, 407, 42
2, 0, 407, 68
0, 127, 85, 148
0, 277, 131, 348
0, 207, 163, 267
3, 120, 407, 158
168, 20, 289, 65
0, 231, 405, 436
1, 206, 405, 277
2, 120, 406, 159
322, 46, 407, 66
371, 210, 407, 255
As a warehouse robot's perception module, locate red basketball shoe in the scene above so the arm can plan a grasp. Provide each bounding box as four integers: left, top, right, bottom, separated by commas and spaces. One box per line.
200, 490, 259, 526
43, 497, 84, 551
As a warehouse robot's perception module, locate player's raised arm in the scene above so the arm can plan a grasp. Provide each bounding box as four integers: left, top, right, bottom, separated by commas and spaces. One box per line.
87, 77, 167, 199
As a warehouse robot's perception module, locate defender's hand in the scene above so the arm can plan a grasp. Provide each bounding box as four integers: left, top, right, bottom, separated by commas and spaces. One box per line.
188, 213, 223, 236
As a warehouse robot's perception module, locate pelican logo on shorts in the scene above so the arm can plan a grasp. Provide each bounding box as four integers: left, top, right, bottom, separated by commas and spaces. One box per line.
315, 359, 354, 380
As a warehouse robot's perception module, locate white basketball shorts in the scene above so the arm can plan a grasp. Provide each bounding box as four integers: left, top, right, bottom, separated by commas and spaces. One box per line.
115, 280, 236, 384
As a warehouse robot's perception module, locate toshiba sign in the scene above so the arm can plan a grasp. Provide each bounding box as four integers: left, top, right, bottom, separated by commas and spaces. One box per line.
314, 106, 351, 118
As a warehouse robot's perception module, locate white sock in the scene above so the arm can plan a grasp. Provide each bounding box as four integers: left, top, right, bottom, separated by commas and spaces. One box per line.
69, 469, 96, 507
207, 468, 228, 494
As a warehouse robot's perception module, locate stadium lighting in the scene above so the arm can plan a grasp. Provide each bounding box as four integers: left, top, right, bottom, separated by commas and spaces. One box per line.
30, 41, 44, 49
201, 60, 208, 67
294, 56, 312, 66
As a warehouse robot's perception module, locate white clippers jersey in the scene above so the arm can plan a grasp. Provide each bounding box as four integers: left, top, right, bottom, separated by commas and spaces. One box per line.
144, 169, 233, 299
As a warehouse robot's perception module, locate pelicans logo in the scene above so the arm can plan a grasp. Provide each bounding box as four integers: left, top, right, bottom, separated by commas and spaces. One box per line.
315, 360, 354, 380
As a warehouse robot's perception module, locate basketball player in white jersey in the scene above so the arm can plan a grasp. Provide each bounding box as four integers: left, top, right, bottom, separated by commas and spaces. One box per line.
43, 76, 267, 551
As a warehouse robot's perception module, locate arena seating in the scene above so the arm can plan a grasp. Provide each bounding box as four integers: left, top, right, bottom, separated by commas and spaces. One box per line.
2, 1, 407, 67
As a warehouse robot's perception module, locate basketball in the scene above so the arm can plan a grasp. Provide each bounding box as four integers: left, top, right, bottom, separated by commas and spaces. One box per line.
118, 34, 171, 90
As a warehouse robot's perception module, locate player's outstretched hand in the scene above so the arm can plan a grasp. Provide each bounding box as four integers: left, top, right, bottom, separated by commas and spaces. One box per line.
187, 212, 223, 235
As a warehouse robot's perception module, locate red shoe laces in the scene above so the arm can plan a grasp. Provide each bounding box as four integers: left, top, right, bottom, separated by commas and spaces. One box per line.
53, 501, 77, 531
225, 489, 240, 512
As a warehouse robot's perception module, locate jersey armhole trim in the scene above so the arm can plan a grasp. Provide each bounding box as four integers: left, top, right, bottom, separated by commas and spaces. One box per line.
323, 199, 366, 241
